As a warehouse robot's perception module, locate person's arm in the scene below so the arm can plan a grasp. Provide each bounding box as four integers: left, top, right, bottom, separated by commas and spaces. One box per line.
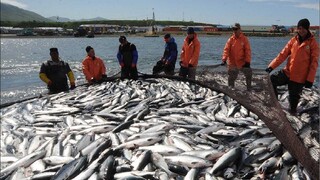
117, 46, 124, 67
189, 40, 201, 66
306, 39, 319, 83
167, 43, 178, 63
82, 58, 93, 81
222, 38, 232, 63
244, 37, 251, 64
65, 63, 75, 86
39, 63, 51, 85
131, 44, 138, 65
268, 38, 294, 69
100, 58, 107, 75
180, 41, 185, 66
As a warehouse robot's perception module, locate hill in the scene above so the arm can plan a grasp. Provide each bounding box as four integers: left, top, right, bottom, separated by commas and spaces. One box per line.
48, 16, 73, 22
0, 3, 51, 22
48, 16, 108, 22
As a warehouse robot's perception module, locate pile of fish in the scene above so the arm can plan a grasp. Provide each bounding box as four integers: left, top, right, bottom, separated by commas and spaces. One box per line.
0, 78, 319, 180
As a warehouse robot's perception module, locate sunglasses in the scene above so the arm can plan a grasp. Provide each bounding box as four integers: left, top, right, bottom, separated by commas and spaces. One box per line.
232, 28, 239, 31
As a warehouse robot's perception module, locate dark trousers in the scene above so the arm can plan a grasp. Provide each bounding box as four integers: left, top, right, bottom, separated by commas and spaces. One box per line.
270, 70, 304, 112
153, 60, 175, 75
228, 67, 252, 89
121, 66, 138, 80
48, 83, 69, 94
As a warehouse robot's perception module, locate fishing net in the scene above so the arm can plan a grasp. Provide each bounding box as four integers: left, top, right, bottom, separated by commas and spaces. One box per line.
0, 65, 318, 179
139, 65, 319, 179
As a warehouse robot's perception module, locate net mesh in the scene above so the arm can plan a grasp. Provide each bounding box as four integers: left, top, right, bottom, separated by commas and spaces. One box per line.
141, 65, 319, 179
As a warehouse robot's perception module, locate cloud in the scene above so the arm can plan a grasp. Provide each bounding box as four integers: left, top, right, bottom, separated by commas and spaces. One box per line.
248, 0, 319, 10
0, 0, 28, 9
295, 3, 319, 10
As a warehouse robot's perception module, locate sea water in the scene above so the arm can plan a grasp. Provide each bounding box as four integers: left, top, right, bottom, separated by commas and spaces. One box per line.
0, 35, 316, 105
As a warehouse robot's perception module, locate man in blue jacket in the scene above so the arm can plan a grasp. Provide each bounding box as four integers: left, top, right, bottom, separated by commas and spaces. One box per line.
117, 36, 138, 80
153, 33, 178, 75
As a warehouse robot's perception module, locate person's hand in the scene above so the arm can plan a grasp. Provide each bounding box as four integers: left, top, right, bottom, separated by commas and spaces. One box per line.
188, 64, 193, 68
70, 84, 76, 90
243, 62, 250, 68
101, 74, 107, 79
305, 81, 313, 88
265, 67, 273, 73
90, 78, 97, 84
165, 60, 170, 65
179, 61, 183, 66
131, 63, 136, 68
220, 61, 226, 66
120, 62, 124, 67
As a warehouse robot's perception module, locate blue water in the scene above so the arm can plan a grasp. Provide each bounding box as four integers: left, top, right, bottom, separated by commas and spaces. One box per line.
0, 35, 314, 104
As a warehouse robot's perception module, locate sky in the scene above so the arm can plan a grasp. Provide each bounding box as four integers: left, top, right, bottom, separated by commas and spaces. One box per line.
1, 0, 319, 26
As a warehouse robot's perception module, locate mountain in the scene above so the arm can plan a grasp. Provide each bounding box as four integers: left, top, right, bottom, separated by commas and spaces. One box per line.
78, 17, 108, 21
48, 16, 73, 22
47, 16, 108, 22
1, 3, 51, 22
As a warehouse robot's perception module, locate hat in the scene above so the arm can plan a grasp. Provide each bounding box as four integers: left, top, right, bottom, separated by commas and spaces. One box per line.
164, 33, 171, 39
297, 18, 310, 30
187, 27, 195, 34
119, 36, 126, 43
86, 46, 93, 53
50, 48, 58, 53
232, 23, 241, 30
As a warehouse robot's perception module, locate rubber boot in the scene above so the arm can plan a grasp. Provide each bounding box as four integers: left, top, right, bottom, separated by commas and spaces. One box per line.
246, 77, 252, 91
289, 96, 299, 115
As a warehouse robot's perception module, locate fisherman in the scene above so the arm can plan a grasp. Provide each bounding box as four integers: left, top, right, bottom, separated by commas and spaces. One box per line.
117, 36, 138, 80
179, 27, 201, 80
82, 46, 107, 84
221, 23, 252, 90
265, 18, 319, 114
152, 33, 178, 75
39, 47, 76, 94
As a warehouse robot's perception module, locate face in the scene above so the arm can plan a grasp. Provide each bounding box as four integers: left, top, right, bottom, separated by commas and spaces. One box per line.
50, 51, 59, 61
164, 37, 170, 42
187, 33, 194, 39
297, 26, 308, 38
233, 28, 240, 37
87, 49, 95, 57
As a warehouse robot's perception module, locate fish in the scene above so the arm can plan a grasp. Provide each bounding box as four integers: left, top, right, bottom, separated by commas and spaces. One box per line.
209, 147, 242, 174
0, 150, 46, 177
0, 77, 318, 180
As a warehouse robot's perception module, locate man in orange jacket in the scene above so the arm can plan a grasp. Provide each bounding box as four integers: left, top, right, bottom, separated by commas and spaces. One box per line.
179, 27, 201, 80
39, 48, 76, 94
82, 46, 107, 84
265, 18, 319, 114
221, 23, 252, 90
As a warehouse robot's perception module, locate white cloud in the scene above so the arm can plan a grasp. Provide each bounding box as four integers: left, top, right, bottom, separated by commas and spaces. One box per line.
248, 0, 319, 10
0, 0, 28, 9
295, 3, 319, 10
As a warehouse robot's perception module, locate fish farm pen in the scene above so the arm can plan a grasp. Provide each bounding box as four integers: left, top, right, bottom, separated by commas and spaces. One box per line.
0, 65, 319, 179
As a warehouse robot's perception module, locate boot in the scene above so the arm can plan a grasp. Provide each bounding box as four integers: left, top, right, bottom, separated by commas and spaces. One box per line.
289, 97, 299, 115
246, 77, 252, 91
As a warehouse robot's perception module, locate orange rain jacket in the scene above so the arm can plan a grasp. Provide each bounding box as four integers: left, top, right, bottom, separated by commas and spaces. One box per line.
82, 56, 106, 82
268, 34, 319, 83
222, 32, 251, 68
180, 33, 201, 67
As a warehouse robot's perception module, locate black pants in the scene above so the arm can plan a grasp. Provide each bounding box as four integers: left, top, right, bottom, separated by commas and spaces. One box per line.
48, 83, 69, 94
153, 60, 175, 75
270, 70, 304, 112
228, 67, 252, 89
121, 66, 138, 80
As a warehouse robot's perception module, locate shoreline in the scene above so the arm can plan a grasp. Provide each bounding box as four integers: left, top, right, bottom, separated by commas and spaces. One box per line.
0, 32, 294, 39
